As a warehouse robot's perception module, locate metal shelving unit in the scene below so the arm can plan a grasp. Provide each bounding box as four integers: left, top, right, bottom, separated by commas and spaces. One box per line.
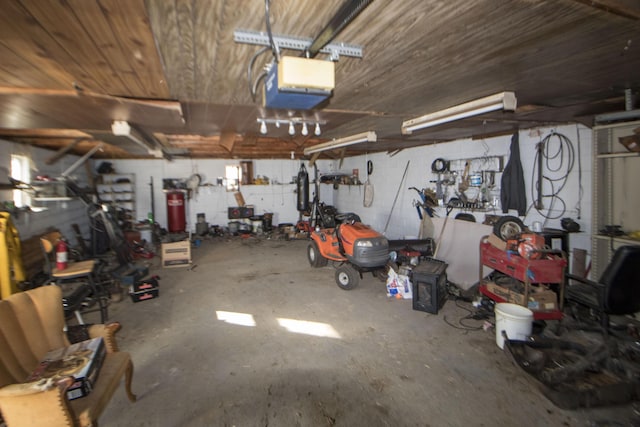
591, 120, 640, 278
97, 174, 136, 230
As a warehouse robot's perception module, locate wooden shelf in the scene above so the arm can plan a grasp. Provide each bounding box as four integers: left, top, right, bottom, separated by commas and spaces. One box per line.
593, 234, 640, 245
596, 152, 640, 159
33, 197, 73, 202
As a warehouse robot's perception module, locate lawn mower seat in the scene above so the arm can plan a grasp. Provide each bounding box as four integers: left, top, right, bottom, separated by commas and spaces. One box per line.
566, 245, 640, 327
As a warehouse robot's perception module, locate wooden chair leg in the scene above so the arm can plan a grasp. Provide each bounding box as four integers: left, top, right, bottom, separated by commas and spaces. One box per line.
125, 359, 137, 402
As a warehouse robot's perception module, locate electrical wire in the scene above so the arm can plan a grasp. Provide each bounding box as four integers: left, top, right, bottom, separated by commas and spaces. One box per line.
246, 0, 279, 101
264, 0, 280, 62
247, 46, 270, 101
529, 131, 575, 221
443, 299, 489, 331
575, 124, 583, 220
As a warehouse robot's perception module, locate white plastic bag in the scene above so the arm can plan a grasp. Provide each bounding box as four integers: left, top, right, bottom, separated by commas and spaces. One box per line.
386, 268, 412, 299
386, 268, 400, 297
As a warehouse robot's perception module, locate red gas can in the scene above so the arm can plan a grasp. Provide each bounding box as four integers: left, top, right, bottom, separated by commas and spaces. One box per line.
166, 191, 186, 233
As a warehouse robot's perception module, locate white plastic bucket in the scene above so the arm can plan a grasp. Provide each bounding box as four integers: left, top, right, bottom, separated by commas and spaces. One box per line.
139, 227, 152, 243
494, 303, 533, 349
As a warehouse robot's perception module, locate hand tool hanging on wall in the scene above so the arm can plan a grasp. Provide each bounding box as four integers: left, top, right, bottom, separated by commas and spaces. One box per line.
149, 177, 155, 223
458, 161, 470, 193
409, 187, 435, 219
430, 158, 449, 203
536, 141, 544, 210
363, 160, 374, 207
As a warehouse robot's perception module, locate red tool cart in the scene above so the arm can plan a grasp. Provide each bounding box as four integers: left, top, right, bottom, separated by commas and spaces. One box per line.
478, 235, 567, 320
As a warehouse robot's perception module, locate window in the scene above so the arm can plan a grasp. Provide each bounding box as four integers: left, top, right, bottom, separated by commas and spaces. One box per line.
11, 155, 30, 207
225, 165, 241, 192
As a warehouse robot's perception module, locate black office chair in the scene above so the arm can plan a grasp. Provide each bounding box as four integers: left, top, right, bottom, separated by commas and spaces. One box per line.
566, 245, 640, 329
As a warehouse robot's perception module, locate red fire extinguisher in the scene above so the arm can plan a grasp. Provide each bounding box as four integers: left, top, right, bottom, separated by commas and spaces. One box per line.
56, 238, 68, 270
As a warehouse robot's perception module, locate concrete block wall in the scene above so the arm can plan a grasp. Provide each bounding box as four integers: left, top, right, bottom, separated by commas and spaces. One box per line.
99, 158, 333, 232
1, 122, 591, 257
0, 139, 91, 240
333, 124, 593, 256
93, 123, 592, 262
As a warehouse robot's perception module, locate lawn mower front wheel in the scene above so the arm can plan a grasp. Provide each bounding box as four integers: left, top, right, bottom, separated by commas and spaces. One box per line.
335, 264, 359, 290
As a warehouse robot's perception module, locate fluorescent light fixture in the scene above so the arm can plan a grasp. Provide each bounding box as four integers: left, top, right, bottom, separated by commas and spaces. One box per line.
111, 120, 164, 158
111, 120, 131, 136
303, 131, 377, 155
401, 91, 517, 135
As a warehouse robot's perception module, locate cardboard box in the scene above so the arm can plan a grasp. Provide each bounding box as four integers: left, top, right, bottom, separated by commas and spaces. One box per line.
486, 281, 512, 301
27, 337, 106, 400
161, 240, 191, 268
485, 281, 557, 311
619, 135, 640, 153
487, 233, 507, 251
510, 288, 558, 311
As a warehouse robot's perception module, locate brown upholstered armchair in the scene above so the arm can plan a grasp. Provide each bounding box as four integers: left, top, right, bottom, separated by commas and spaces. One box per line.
0, 285, 136, 427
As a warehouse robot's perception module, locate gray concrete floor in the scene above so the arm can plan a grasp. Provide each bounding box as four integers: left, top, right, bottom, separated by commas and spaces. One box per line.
90, 237, 639, 426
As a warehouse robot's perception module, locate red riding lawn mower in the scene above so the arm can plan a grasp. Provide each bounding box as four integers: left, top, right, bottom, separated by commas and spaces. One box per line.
307, 213, 390, 290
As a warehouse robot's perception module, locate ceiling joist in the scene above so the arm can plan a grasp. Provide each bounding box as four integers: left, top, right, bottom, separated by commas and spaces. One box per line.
45, 137, 88, 165
571, 0, 640, 19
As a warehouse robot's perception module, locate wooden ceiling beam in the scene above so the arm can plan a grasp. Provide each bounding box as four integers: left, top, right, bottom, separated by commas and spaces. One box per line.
571, 0, 640, 19
0, 86, 183, 111
45, 137, 88, 165
0, 129, 92, 138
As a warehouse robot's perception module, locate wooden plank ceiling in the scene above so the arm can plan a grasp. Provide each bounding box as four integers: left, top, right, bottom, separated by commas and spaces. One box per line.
0, 0, 638, 160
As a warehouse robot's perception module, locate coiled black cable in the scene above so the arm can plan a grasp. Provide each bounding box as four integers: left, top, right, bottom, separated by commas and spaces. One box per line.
529, 131, 575, 220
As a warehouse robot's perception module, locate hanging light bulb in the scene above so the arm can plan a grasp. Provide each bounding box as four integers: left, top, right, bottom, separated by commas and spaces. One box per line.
288, 121, 295, 136
314, 122, 321, 136
259, 120, 267, 135
301, 122, 309, 136
275, 120, 281, 128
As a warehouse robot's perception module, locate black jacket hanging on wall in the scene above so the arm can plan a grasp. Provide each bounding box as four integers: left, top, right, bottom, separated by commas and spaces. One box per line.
500, 132, 527, 216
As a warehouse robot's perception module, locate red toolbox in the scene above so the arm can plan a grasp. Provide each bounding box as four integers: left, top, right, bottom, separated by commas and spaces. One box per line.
480, 241, 566, 283
129, 276, 160, 303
